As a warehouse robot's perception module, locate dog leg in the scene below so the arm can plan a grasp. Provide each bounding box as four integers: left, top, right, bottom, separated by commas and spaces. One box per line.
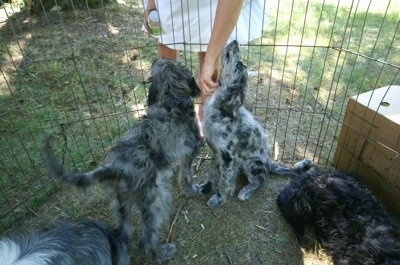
238, 157, 267, 201
198, 152, 220, 195
178, 156, 201, 197
114, 193, 134, 244
139, 184, 175, 265
238, 179, 264, 201
207, 160, 239, 207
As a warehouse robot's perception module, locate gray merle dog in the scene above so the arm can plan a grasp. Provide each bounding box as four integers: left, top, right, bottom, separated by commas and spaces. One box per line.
199, 40, 314, 207
44, 59, 202, 264
0, 220, 130, 265
277, 168, 400, 265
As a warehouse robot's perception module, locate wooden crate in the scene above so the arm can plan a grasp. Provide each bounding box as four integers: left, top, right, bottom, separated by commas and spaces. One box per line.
333, 85, 400, 215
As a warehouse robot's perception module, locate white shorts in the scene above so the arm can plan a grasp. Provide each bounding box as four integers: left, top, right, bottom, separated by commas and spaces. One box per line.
142, 0, 270, 52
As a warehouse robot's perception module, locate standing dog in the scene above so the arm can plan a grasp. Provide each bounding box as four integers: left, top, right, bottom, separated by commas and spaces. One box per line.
199, 40, 314, 207
44, 59, 202, 264
277, 169, 400, 264
0, 220, 130, 265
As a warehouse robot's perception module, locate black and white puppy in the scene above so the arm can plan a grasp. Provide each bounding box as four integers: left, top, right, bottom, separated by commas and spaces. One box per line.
278, 168, 400, 265
44, 59, 202, 265
199, 40, 313, 207
0, 220, 130, 265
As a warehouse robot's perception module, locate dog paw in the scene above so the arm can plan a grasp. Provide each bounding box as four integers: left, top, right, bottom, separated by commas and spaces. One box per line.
199, 181, 212, 194
151, 243, 176, 265
294, 159, 314, 170
160, 243, 176, 261
207, 192, 225, 207
237, 187, 253, 201
182, 184, 202, 197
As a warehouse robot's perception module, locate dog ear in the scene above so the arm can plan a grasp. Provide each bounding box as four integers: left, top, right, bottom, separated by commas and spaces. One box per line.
188, 76, 201, 97
164, 64, 200, 99
147, 81, 159, 106
217, 85, 245, 118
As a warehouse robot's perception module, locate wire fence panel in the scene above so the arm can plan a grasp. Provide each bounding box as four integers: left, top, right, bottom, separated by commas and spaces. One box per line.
1, 0, 399, 236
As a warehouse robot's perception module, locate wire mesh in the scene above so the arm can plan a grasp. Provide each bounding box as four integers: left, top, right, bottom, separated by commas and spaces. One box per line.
1, 0, 399, 232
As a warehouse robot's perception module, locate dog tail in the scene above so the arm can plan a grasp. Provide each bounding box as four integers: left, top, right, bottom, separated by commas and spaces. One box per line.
270, 159, 315, 178
44, 135, 114, 188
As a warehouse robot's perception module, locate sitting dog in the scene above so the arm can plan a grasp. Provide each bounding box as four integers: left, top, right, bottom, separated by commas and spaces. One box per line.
199, 40, 314, 207
0, 219, 130, 265
44, 59, 202, 265
277, 168, 400, 264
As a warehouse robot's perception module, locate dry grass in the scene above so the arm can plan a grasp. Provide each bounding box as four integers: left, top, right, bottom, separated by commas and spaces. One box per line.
20, 159, 333, 264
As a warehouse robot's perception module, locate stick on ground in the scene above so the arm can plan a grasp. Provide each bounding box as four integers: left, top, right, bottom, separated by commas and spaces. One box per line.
165, 203, 183, 243
224, 252, 233, 265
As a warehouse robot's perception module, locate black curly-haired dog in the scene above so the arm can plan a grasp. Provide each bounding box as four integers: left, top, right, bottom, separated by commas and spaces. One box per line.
198, 40, 314, 207
44, 59, 202, 265
277, 168, 400, 265
0, 220, 130, 265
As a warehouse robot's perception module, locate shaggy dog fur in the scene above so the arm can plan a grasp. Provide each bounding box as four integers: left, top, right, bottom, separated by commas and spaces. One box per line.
44, 59, 202, 265
277, 168, 400, 265
0, 220, 130, 265
198, 40, 314, 207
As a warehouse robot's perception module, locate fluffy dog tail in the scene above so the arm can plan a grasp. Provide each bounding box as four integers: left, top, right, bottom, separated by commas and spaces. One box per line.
44, 135, 114, 188
270, 159, 315, 178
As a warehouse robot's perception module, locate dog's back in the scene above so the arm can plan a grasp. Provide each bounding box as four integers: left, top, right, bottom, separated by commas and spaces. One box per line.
43, 59, 201, 192
0, 220, 130, 265
277, 169, 400, 264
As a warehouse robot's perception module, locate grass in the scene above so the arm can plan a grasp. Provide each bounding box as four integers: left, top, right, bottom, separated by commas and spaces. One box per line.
0, 0, 399, 264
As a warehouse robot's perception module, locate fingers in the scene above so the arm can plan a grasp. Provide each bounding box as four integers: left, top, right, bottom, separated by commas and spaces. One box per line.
143, 23, 152, 35
200, 79, 218, 96
143, 9, 152, 35
199, 62, 219, 96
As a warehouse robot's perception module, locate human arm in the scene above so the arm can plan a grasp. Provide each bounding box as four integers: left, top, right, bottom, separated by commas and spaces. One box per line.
143, 0, 157, 34
199, 0, 245, 96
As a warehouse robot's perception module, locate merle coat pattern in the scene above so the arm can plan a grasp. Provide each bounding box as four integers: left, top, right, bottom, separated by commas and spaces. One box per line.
44, 59, 202, 265
0, 220, 130, 265
199, 40, 314, 207
277, 168, 400, 265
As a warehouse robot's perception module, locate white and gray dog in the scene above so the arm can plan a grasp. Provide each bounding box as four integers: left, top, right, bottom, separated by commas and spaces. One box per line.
44, 59, 202, 264
278, 168, 400, 264
199, 40, 314, 207
0, 220, 130, 265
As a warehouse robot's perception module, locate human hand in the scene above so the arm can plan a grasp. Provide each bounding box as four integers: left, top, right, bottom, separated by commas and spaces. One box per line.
199, 61, 219, 96
143, 0, 156, 35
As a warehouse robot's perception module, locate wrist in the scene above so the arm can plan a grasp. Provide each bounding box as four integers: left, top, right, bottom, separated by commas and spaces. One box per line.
204, 53, 218, 67
145, 0, 156, 13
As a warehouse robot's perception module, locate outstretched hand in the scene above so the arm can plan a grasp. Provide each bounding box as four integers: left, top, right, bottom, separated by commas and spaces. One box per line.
199, 61, 219, 96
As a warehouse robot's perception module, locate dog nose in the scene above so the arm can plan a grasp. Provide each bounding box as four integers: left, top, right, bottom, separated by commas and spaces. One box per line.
226, 40, 239, 51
